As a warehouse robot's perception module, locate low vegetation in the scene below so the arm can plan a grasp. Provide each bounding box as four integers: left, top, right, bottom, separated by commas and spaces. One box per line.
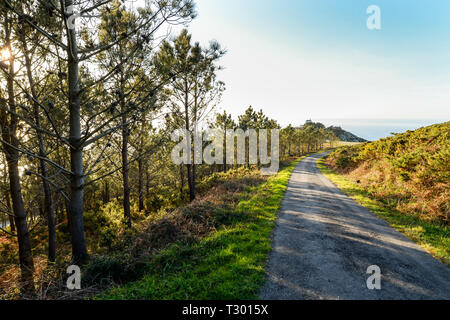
98, 157, 302, 299
0, 156, 303, 299
319, 122, 449, 265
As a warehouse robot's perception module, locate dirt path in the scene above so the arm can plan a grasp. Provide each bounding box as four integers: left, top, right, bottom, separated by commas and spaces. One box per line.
260, 152, 450, 300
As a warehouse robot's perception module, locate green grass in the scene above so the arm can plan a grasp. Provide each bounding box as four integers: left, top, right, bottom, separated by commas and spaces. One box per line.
335, 141, 364, 147
99, 157, 304, 300
317, 157, 450, 266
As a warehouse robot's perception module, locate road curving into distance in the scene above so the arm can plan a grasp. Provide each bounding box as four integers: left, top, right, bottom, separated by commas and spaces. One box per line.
260, 152, 450, 300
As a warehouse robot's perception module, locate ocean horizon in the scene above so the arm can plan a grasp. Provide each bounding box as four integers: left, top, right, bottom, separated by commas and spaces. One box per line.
315, 119, 447, 141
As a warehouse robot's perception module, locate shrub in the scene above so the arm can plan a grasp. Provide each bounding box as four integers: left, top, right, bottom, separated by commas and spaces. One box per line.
325, 122, 450, 224
83, 253, 147, 286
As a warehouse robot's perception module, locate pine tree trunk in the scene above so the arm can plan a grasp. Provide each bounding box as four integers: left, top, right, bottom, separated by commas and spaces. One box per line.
145, 170, 150, 197
119, 47, 132, 227
20, 32, 56, 262
65, 2, 89, 264
138, 121, 145, 212
184, 79, 195, 201
103, 181, 110, 205
8, 158, 35, 292
138, 156, 144, 212
0, 33, 34, 292
180, 165, 185, 198
192, 87, 199, 196
4, 190, 15, 233
122, 116, 132, 228
223, 125, 227, 172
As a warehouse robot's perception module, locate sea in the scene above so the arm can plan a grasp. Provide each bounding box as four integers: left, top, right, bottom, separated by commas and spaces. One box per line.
316, 119, 447, 141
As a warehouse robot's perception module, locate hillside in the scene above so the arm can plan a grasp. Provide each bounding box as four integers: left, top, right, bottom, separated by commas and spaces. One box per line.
325, 122, 449, 224
327, 126, 367, 142
302, 121, 367, 142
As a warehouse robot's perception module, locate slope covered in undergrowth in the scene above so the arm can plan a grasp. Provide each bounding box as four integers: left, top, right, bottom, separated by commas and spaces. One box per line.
98, 157, 303, 299
326, 122, 449, 224
322, 122, 449, 264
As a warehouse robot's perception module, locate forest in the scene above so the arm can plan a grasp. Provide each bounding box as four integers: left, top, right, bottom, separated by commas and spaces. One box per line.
0, 0, 340, 298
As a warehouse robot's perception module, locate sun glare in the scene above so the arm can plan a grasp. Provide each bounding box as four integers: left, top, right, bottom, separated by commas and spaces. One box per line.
1, 47, 11, 61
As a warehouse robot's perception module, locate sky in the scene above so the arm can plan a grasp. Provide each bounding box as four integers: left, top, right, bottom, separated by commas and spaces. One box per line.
130, 0, 450, 139
179, 0, 450, 131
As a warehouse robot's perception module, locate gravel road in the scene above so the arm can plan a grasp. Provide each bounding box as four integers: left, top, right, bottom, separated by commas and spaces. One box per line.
260, 152, 450, 300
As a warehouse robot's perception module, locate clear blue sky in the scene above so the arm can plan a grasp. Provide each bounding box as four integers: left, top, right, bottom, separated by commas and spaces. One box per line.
183, 0, 450, 127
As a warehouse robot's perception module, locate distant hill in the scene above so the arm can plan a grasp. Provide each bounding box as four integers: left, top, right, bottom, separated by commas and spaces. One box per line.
326, 126, 367, 142
302, 120, 367, 142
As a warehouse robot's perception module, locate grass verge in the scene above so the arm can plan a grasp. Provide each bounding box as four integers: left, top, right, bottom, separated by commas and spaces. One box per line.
99, 157, 303, 299
317, 157, 449, 266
